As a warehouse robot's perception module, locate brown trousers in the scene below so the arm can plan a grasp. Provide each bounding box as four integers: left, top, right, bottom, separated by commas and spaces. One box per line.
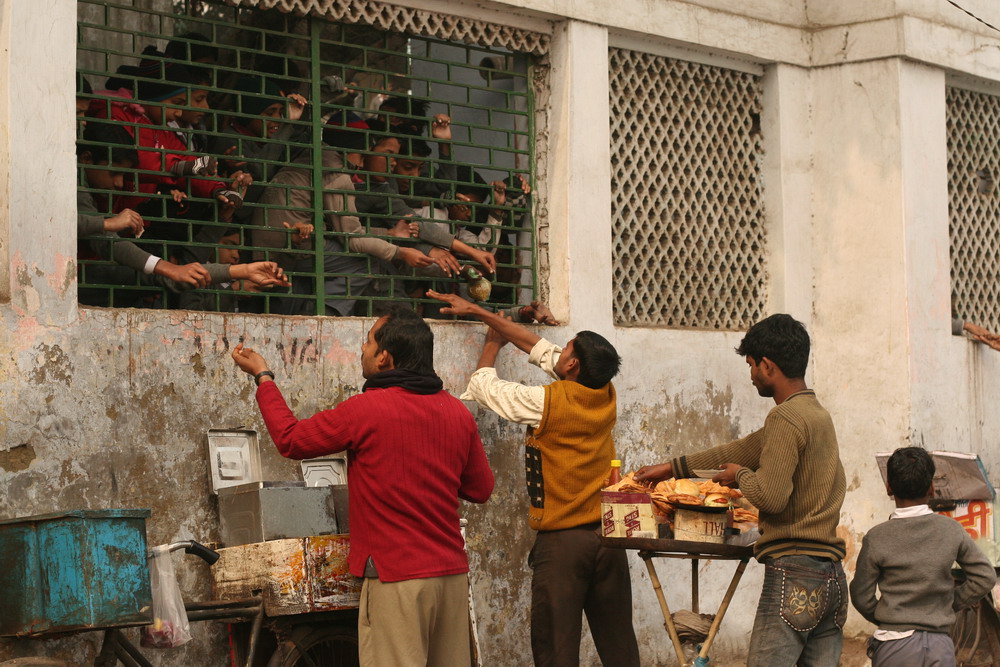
529, 524, 641, 667
358, 573, 471, 667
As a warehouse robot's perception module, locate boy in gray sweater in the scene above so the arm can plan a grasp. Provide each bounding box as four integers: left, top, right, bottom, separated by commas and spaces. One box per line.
850, 447, 996, 666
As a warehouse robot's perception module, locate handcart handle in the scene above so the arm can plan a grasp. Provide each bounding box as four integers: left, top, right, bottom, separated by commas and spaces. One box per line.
160, 540, 221, 565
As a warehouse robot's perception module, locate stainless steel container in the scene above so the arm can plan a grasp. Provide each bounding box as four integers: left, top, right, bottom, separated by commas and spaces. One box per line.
218, 481, 338, 547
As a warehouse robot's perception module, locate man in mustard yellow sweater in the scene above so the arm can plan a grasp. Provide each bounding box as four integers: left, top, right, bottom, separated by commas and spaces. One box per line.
429, 291, 640, 667
636, 314, 847, 667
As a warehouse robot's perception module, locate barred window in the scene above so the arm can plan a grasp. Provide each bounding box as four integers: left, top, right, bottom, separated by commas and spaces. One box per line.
608, 48, 767, 329
947, 85, 1000, 331
76, 0, 537, 316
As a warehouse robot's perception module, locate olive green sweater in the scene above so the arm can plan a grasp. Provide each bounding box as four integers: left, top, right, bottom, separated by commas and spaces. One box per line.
672, 390, 846, 560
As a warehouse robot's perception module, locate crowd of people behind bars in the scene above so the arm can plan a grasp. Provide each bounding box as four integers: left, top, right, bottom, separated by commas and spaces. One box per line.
76, 31, 537, 318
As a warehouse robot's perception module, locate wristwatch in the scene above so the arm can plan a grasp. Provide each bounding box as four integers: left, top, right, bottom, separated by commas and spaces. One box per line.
254, 370, 275, 386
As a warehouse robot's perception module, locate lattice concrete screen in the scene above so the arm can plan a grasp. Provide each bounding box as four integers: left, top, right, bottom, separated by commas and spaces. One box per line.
947, 86, 1000, 332
224, 0, 550, 55
609, 48, 767, 329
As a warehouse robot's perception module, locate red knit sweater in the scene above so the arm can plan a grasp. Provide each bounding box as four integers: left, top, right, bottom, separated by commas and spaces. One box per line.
256, 381, 494, 582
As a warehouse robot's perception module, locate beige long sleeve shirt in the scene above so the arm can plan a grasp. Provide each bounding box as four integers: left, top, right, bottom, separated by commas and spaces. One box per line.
252, 149, 399, 264
460, 338, 562, 428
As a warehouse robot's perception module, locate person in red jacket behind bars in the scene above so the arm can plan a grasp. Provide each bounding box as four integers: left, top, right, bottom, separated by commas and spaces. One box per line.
231, 306, 494, 667
89, 47, 250, 240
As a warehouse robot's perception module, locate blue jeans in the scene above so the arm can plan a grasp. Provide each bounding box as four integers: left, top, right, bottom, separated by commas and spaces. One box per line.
746, 555, 848, 667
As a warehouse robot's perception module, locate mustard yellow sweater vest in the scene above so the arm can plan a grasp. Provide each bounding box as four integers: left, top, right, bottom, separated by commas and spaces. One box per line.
524, 380, 617, 531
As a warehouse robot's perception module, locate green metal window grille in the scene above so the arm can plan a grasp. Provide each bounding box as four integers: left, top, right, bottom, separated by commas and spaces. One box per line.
76, 0, 537, 316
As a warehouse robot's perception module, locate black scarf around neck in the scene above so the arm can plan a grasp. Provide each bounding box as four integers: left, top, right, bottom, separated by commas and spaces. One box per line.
362, 369, 443, 395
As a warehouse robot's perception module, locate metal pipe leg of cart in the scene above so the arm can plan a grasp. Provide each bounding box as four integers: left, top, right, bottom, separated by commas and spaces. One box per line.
641, 551, 687, 667
697, 558, 749, 661
244, 603, 266, 667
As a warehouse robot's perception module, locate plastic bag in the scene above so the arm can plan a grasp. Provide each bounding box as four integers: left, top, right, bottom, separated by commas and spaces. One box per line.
140, 545, 192, 648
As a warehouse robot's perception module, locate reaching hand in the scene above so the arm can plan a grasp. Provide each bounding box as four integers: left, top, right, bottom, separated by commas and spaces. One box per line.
397, 247, 435, 269
527, 301, 559, 326
103, 209, 144, 236
491, 180, 507, 208
426, 289, 482, 318
389, 218, 419, 238
157, 261, 212, 288
230, 171, 253, 197
222, 145, 248, 171
170, 189, 188, 204
515, 173, 531, 195
712, 463, 743, 488
285, 93, 308, 121
282, 221, 313, 243
467, 250, 497, 275
428, 248, 460, 277
633, 463, 674, 484
431, 114, 452, 141
231, 342, 270, 377
240, 262, 291, 289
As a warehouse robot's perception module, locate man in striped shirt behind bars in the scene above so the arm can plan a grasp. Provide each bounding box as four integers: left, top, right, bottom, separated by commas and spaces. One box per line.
635, 313, 847, 667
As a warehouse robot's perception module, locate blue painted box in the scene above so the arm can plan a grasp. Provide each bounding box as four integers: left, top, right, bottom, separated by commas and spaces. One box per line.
0, 509, 152, 637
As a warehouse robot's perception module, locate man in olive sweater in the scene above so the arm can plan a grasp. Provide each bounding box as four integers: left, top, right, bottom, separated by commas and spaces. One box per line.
850, 447, 995, 666
429, 290, 640, 667
636, 313, 847, 667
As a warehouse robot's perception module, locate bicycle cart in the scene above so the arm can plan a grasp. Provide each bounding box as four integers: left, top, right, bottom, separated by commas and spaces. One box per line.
601, 535, 753, 667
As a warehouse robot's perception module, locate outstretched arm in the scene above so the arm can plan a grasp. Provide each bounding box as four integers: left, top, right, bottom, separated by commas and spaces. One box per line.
427, 290, 541, 354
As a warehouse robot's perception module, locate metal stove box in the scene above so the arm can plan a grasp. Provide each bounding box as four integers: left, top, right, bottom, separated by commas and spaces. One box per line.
218, 481, 338, 548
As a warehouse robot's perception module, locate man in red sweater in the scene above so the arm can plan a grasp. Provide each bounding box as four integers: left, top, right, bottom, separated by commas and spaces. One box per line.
231, 307, 494, 666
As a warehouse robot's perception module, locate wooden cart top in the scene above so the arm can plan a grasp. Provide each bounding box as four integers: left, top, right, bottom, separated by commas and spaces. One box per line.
600, 536, 754, 559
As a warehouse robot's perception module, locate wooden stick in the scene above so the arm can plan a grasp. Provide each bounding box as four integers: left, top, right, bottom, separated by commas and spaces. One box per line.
699, 558, 749, 659
642, 553, 688, 666
691, 559, 699, 614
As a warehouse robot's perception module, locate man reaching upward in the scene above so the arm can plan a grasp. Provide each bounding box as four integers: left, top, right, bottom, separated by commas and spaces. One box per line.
429, 291, 640, 667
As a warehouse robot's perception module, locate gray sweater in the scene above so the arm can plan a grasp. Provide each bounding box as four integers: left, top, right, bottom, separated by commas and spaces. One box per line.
850, 512, 996, 633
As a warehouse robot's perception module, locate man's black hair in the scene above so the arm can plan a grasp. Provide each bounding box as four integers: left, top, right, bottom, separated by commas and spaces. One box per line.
77, 75, 93, 97
735, 313, 810, 379
396, 137, 431, 159
454, 165, 490, 202
572, 331, 621, 389
887, 447, 935, 500
78, 122, 138, 166
165, 32, 219, 64
373, 306, 435, 375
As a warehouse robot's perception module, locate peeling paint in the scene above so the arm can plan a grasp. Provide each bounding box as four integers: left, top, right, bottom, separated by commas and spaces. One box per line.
0, 443, 35, 472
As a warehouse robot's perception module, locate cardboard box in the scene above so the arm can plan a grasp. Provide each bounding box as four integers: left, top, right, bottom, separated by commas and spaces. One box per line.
674, 507, 729, 544
601, 491, 656, 538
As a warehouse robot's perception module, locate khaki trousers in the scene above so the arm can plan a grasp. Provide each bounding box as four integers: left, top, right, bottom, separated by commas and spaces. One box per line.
358, 573, 471, 667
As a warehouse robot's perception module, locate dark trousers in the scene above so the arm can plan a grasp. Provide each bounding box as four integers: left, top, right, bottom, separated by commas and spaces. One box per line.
528, 525, 641, 667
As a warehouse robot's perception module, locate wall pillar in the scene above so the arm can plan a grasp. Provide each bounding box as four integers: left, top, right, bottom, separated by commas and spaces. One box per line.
1, 0, 77, 324
545, 19, 615, 333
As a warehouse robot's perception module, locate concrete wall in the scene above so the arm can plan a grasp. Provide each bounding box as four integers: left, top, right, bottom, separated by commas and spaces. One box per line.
3, 0, 1000, 664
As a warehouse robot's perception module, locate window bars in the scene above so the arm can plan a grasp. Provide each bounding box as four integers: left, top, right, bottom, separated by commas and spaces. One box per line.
947, 85, 1000, 332
608, 47, 767, 330
76, 0, 536, 316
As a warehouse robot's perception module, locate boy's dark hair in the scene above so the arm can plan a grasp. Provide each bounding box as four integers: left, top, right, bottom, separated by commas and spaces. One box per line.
373, 306, 435, 375
887, 447, 935, 500
164, 32, 219, 64
78, 122, 138, 166
735, 313, 810, 379
572, 331, 621, 389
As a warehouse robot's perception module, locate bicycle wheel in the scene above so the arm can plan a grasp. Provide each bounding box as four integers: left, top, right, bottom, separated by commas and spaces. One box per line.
266, 624, 360, 667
